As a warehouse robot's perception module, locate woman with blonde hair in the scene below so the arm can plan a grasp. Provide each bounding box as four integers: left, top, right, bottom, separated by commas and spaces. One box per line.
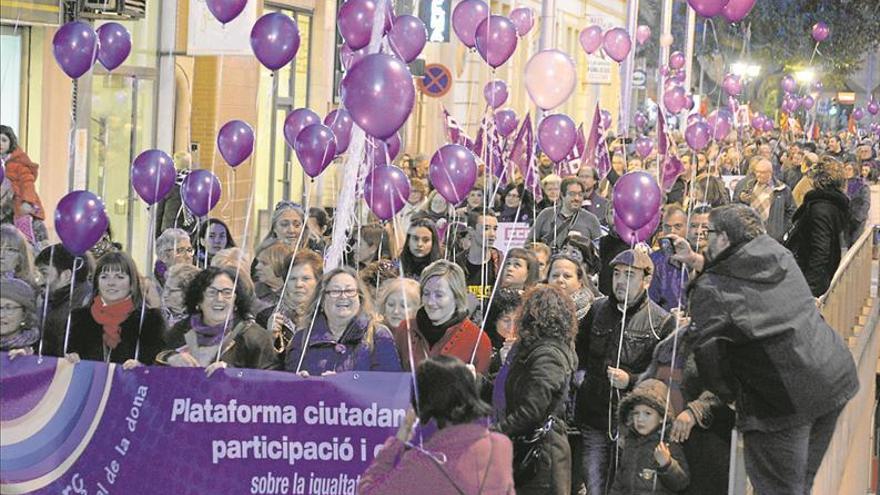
0, 224, 38, 286
375, 277, 420, 331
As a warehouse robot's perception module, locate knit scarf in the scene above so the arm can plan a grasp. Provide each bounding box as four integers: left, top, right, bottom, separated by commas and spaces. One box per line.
0, 325, 40, 351
154, 260, 168, 286
190, 314, 232, 347
90, 296, 135, 350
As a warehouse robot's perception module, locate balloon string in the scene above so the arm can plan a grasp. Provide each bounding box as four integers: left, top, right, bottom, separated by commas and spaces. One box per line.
62, 257, 84, 356
37, 244, 56, 360
134, 205, 157, 362
295, 291, 324, 374
270, 180, 314, 340
608, 235, 637, 443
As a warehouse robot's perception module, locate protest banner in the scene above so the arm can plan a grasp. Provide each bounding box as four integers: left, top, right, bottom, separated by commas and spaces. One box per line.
0, 354, 411, 494
493, 222, 530, 255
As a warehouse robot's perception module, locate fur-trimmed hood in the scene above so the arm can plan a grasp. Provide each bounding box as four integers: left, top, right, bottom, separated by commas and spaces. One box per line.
618, 378, 676, 428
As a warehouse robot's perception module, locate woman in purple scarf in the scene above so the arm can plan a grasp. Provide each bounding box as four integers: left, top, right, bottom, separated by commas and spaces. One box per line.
844, 162, 871, 245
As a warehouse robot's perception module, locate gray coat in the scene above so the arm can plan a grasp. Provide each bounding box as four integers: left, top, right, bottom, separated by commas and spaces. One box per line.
688, 234, 858, 432
733, 176, 797, 241
527, 206, 602, 250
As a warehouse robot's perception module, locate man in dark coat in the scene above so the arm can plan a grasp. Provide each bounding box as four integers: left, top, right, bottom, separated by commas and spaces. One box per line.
733, 158, 796, 241
670, 203, 858, 495
34, 244, 93, 357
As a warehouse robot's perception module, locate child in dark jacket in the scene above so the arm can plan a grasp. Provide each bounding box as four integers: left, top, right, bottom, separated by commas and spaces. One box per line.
611, 379, 690, 495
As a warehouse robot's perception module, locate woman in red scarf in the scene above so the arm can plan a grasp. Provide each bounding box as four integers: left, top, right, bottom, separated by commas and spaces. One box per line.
66, 252, 166, 366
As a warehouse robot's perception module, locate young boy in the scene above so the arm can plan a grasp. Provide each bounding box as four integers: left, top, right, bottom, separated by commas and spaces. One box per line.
611, 379, 690, 495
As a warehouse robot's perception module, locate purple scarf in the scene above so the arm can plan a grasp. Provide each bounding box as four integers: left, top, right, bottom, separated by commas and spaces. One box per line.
154, 260, 168, 285
846, 177, 865, 199
190, 314, 231, 347
0, 325, 40, 351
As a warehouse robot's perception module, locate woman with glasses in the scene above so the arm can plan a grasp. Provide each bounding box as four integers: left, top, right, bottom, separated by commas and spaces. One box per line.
1, 277, 40, 357
194, 218, 236, 267
498, 183, 534, 223
66, 252, 167, 367
283, 267, 402, 376
154, 228, 194, 288
156, 266, 276, 373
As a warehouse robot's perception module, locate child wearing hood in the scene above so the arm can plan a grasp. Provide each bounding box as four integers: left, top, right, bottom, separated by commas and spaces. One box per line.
611, 379, 690, 495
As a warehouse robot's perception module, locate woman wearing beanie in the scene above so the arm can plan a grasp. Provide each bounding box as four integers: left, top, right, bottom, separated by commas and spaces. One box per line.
0, 277, 40, 357
66, 252, 167, 367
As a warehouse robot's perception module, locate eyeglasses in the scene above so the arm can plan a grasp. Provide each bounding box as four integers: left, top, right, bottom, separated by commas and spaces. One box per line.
0, 303, 23, 312
163, 246, 194, 256
324, 288, 358, 299
205, 286, 235, 299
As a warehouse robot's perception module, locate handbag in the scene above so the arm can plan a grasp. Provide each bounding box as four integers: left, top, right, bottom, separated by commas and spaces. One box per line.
511, 416, 556, 485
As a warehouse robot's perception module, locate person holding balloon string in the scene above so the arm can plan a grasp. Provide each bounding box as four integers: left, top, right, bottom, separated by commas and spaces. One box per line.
35, 244, 94, 357
529, 177, 603, 253
256, 249, 322, 356
252, 241, 295, 307
65, 251, 167, 368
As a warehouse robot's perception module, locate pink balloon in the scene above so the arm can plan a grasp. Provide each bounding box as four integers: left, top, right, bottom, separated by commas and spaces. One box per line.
524, 50, 577, 111
687, 0, 731, 18
603, 28, 632, 63
663, 86, 687, 114
721, 0, 756, 22
295, 124, 337, 178
217, 120, 255, 167
340, 53, 415, 140
388, 14, 427, 63
484, 80, 508, 109
579, 25, 604, 55
509, 7, 534, 37
363, 165, 410, 220
668, 51, 685, 70
451, 0, 488, 48
812, 21, 829, 42
475, 15, 518, 68
685, 121, 711, 151
429, 144, 478, 204
722, 74, 742, 96
634, 137, 653, 158
615, 211, 660, 244
537, 114, 577, 162
612, 171, 662, 230
636, 25, 651, 45
324, 109, 353, 154
495, 109, 519, 138
284, 108, 320, 148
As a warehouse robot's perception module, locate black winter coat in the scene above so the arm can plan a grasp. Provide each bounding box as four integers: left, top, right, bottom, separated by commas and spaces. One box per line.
575, 294, 674, 431
67, 305, 166, 364
498, 339, 577, 495
784, 187, 850, 296
609, 429, 689, 495
159, 317, 277, 370
40, 283, 92, 357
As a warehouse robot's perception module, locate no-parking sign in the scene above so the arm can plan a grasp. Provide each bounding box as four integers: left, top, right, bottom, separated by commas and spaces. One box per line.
417, 63, 453, 97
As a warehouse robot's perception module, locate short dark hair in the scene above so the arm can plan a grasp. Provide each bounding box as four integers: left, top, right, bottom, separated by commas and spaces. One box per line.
308, 207, 329, 230
196, 218, 236, 251
483, 288, 521, 349
561, 177, 582, 196
93, 251, 144, 308
184, 266, 255, 318
0, 125, 19, 153
517, 285, 577, 350
504, 247, 540, 286
709, 204, 766, 247
35, 243, 91, 284
415, 355, 492, 428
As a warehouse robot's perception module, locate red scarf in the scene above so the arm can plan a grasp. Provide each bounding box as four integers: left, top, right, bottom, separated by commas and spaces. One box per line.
90, 296, 135, 350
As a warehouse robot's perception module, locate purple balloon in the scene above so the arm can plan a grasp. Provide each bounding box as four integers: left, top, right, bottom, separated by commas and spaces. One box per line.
852, 108, 865, 121
131, 150, 176, 206
429, 144, 478, 204
284, 108, 320, 148
341, 53, 415, 140
603, 28, 632, 63
295, 124, 337, 178
762, 119, 774, 132
685, 121, 711, 151
707, 109, 733, 140
537, 114, 577, 163
484, 80, 509, 109
474, 15, 518, 68
509, 7, 534, 37
636, 25, 651, 45
721, 0, 756, 22
781, 75, 797, 93
868, 100, 880, 116
55, 191, 109, 256
0, 162, 4, 184
338, 0, 389, 51
372, 133, 401, 165
722, 74, 742, 96
601, 110, 612, 130
612, 171, 662, 230
634, 111, 648, 130
53, 21, 98, 79
615, 211, 660, 244
687, 0, 731, 18
663, 86, 687, 114
802, 95, 815, 110
251, 13, 300, 71
363, 165, 411, 220
668, 51, 686, 70
495, 109, 519, 138
217, 120, 254, 167
388, 14, 427, 63
340, 43, 368, 71
812, 21, 829, 42
323, 109, 354, 154
579, 25, 604, 55
96, 23, 131, 71
634, 137, 653, 159
451, 0, 488, 49
685, 94, 695, 111
751, 114, 765, 130
687, 113, 706, 126
205, 0, 247, 24
181, 169, 222, 217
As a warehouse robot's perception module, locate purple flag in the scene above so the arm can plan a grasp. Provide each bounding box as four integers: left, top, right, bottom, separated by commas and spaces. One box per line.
510, 113, 542, 202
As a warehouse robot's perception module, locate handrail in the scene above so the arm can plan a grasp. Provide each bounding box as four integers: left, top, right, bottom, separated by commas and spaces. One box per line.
818, 226, 873, 307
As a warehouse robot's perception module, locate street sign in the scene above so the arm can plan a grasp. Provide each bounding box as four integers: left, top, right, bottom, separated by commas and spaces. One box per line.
419, 0, 451, 42
417, 63, 453, 97
633, 70, 647, 88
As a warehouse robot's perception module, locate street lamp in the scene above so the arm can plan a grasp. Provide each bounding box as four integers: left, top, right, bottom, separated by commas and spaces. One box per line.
731, 61, 761, 80
795, 68, 816, 84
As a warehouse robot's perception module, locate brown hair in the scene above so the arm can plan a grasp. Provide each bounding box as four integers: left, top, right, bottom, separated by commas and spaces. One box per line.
516, 284, 578, 351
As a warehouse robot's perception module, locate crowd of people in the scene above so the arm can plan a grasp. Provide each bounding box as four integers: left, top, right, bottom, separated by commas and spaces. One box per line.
1, 118, 877, 494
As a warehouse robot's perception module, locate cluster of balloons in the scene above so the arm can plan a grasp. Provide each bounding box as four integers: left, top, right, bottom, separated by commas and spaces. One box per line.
686, 0, 757, 22
579, 25, 632, 63
661, 53, 695, 115
53, 21, 132, 78
750, 113, 775, 133
612, 172, 662, 244
451, 1, 534, 68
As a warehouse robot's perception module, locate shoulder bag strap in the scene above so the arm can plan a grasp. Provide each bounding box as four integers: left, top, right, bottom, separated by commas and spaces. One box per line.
424, 452, 467, 495
476, 433, 495, 495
